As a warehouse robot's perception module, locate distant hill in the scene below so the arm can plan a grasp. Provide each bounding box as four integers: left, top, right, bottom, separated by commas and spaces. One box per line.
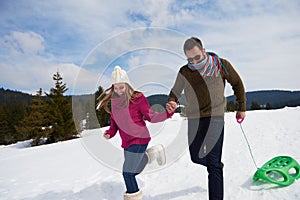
1, 88, 300, 110
227, 90, 300, 110
147, 94, 177, 112
0, 88, 33, 105
147, 94, 169, 106
147, 90, 300, 110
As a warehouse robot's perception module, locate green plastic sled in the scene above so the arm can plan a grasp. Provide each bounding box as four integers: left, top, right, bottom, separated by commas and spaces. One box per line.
253, 156, 300, 186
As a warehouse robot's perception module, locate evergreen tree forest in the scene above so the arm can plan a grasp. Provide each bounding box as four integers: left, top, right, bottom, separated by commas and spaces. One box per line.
14, 88, 51, 146
0, 72, 109, 146
0, 101, 28, 145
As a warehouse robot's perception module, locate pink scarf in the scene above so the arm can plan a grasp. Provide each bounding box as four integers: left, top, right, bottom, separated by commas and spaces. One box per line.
188, 53, 221, 77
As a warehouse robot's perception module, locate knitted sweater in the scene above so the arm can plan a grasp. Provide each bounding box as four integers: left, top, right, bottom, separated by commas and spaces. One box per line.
106, 92, 173, 148
168, 58, 246, 118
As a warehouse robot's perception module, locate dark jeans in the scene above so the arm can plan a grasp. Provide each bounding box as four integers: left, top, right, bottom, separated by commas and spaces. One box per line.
188, 117, 224, 200
122, 144, 148, 193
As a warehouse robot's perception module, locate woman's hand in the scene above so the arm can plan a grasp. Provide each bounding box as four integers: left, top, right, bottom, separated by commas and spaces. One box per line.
103, 131, 111, 139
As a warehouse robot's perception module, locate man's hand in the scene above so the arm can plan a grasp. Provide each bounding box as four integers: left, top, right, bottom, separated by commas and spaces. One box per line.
236, 111, 246, 123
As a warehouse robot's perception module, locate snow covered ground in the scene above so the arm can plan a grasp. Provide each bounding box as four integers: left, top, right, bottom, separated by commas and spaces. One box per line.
1, 107, 300, 200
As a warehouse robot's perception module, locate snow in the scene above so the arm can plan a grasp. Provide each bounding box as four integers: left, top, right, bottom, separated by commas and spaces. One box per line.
1, 107, 300, 200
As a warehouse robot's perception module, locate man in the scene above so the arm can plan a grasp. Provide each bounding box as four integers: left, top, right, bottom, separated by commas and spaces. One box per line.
166, 37, 246, 200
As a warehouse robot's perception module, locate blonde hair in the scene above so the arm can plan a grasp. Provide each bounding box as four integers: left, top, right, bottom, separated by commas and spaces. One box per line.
97, 83, 137, 113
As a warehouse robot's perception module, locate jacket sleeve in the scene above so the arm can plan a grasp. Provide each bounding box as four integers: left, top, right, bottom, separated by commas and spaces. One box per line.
106, 115, 118, 138
168, 69, 185, 103
139, 95, 174, 123
221, 58, 246, 111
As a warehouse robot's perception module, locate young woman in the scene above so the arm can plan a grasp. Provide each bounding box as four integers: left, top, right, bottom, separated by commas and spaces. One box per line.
97, 66, 174, 200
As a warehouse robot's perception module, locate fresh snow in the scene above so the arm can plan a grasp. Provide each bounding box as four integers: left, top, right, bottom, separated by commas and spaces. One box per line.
1, 107, 300, 200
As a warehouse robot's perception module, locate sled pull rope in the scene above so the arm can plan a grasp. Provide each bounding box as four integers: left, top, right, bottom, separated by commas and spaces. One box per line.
238, 121, 259, 169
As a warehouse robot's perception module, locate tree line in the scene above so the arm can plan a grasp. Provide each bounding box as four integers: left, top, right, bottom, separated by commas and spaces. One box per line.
226, 100, 273, 112
0, 72, 110, 146
2, 78, 299, 146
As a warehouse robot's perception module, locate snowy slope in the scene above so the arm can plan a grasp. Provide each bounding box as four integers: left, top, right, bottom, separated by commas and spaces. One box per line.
1, 107, 300, 200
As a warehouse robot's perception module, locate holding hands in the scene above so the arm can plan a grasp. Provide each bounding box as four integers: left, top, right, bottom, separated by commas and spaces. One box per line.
103, 101, 178, 140
166, 101, 178, 113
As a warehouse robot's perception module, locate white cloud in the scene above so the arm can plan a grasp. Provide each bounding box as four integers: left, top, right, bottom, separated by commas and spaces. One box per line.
78, 27, 188, 95
1, 0, 300, 95
0, 30, 98, 95
3, 31, 44, 55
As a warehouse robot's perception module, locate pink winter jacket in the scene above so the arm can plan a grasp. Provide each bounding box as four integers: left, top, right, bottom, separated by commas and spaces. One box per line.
106, 92, 173, 149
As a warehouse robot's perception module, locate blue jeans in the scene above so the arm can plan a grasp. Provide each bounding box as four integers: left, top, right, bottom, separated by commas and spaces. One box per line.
188, 117, 224, 200
123, 144, 148, 193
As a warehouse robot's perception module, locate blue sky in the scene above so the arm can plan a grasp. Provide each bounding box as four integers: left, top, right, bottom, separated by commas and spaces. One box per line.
1, 0, 300, 96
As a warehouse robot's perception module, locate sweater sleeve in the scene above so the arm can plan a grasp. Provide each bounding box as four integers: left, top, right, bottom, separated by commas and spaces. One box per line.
168, 68, 185, 103
221, 58, 246, 111
139, 95, 173, 123
106, 115, 118, 138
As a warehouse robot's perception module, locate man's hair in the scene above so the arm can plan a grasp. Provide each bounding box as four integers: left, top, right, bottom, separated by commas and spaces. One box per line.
183, 37, 203, 54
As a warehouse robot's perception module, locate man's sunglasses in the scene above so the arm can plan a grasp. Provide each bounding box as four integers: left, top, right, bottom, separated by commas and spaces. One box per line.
187, 55, 201, 63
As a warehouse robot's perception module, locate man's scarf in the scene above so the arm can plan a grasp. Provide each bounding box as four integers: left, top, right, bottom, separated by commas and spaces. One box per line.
187, 52, 228, 77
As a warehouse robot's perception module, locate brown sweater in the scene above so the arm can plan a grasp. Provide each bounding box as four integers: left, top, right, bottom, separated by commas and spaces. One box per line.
168, 58, 246, 118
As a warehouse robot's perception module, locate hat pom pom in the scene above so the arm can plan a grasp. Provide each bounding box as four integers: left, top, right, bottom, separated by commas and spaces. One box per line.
111, 65, 130, 85
114, 65, 122, 71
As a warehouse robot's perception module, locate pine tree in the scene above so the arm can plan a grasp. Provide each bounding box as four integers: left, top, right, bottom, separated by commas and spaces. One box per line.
250, 101, 261, 110
0, 105, 12, 145
6, 102, 28, 143
15, 88, 51, 146
266, 102, 273, 110
86, 96, 101, 129
45, 71, 77, 143
226, 101, 235, 112
95, 86, 110, 127
0, 89, 31, 144
72, 96, 86, 132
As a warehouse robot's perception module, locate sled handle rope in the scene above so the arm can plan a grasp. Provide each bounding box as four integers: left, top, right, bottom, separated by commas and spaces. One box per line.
237, 118, 259, 169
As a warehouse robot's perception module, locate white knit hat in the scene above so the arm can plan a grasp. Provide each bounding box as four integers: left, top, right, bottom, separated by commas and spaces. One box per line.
111, 65, 130, 85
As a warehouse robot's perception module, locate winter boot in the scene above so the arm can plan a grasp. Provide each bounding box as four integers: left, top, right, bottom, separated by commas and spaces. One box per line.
124, 190, 142, 200
146, 144, 166, 166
